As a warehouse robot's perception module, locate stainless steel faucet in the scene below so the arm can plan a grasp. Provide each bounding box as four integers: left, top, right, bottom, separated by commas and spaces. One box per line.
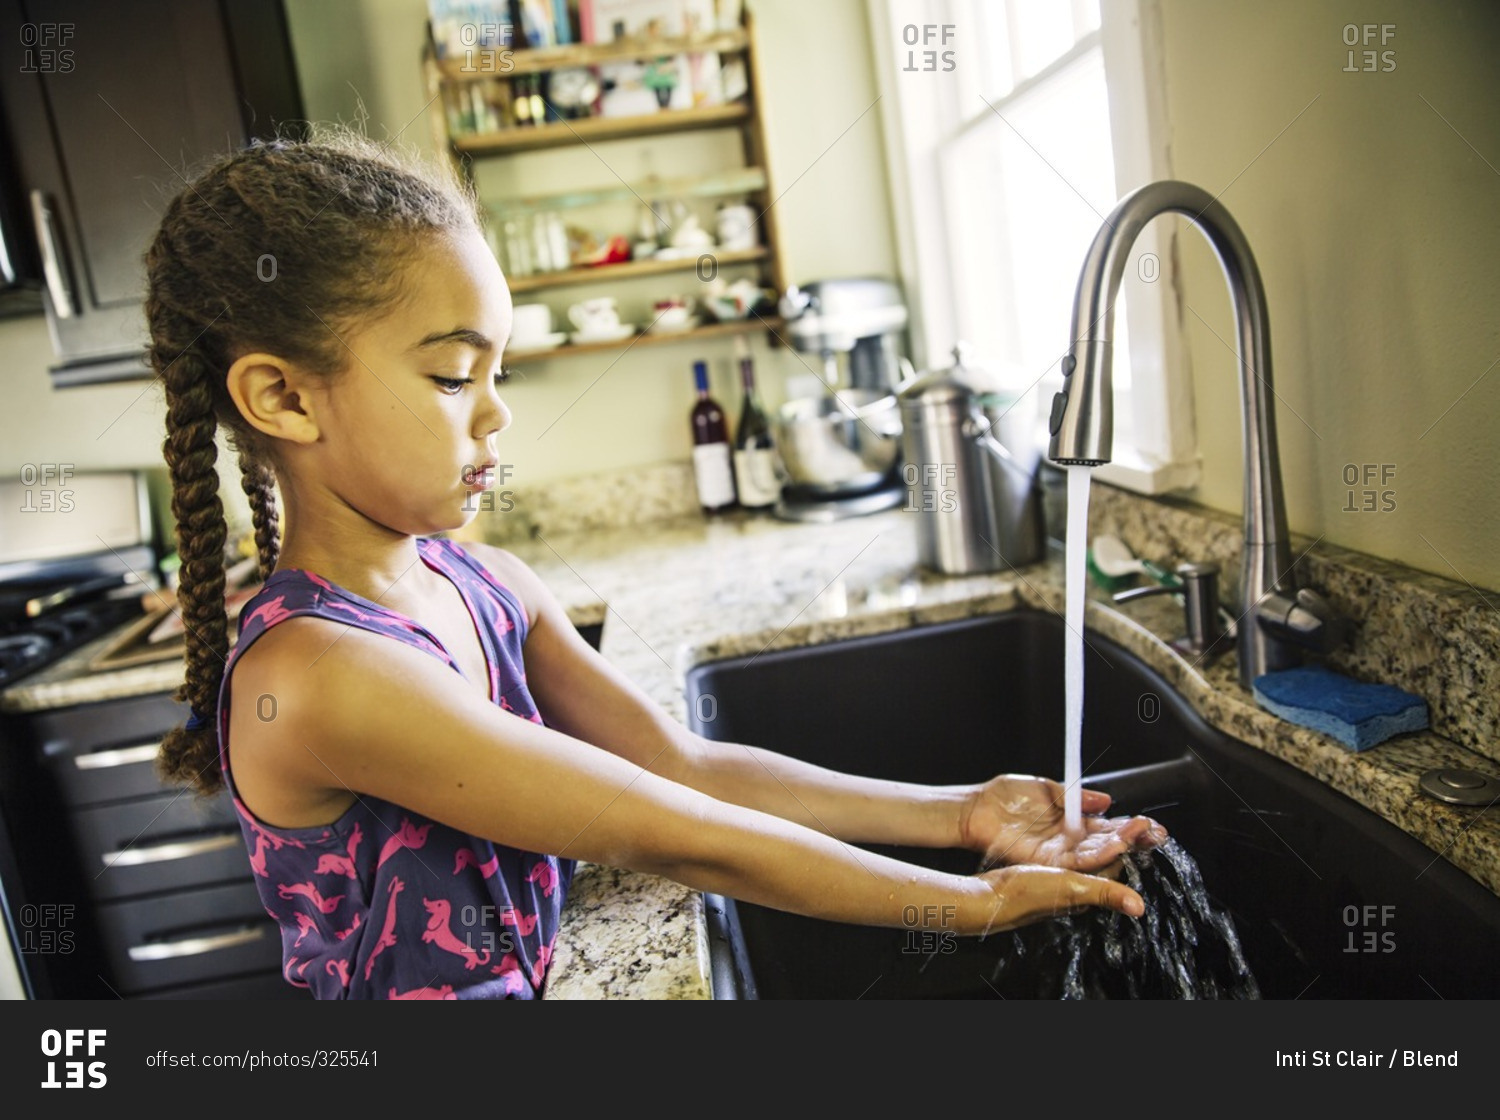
1046, 179, 1344, 689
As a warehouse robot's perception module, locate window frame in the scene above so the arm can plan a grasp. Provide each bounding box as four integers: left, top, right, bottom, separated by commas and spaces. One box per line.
868, 0, 1201, 493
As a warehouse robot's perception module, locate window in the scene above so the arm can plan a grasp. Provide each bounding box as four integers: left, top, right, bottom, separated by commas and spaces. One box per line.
871, 0, 1200, 493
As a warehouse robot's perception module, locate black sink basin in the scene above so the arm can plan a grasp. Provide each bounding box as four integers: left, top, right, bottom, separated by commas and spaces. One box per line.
685, 610, 1500, 999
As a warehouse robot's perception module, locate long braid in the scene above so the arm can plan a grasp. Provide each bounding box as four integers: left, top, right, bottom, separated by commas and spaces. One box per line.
238, 450, 282, 581
144, 123, 483, 797
156, 346, 231, 793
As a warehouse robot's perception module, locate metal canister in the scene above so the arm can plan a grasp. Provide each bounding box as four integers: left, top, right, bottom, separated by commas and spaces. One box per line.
896, 345, 1045, 574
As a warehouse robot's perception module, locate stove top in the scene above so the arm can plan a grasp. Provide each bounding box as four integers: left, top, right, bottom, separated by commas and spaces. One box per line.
0, 595, 146, 689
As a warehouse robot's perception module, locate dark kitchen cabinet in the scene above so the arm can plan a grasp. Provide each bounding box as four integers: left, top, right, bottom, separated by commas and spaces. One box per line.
0, 690, 306, 999
0, 0, 305, 386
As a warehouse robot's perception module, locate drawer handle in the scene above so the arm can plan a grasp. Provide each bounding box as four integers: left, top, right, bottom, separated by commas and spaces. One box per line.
127, 924, 267, 962
74, 742, 161, 770
102, 832, 241, 868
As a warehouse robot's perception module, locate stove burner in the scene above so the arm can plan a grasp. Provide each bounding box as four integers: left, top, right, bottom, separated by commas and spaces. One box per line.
0, 596, 144, 688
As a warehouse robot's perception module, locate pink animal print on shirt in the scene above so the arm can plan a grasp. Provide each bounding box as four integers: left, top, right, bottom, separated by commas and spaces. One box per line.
326, 957, 351, 989
376, 818, 432, 867
531, 943, 552, 988
292, 912, 317, 948
334, 912, 363, 941
525, 861, 558, 897
500, 907, 537, 936
491, 953, 526, 995
420, 898, 491, 969
242, 594, 295, 630
363, 877, 404, 981
315, 821, 363, 879
453, 846, 500, 878
389, 983, 457, 999
277, 881, 344, 914
238, 801, 306, 878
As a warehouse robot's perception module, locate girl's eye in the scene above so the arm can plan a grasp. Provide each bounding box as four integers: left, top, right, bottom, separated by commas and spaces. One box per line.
431, 369, 511, 394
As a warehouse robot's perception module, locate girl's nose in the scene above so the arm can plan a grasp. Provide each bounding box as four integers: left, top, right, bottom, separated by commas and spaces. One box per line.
480, 379, 512, 435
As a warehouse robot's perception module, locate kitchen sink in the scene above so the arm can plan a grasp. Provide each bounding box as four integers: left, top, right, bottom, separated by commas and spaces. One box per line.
685, 610, 1500, 999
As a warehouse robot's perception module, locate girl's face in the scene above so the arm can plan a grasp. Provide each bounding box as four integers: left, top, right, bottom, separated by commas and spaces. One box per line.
309, 226, 514, 537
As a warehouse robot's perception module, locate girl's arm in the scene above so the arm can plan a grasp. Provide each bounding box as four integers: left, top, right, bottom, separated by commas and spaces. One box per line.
230, 616, 1143, 933
472, 544, 1158, 859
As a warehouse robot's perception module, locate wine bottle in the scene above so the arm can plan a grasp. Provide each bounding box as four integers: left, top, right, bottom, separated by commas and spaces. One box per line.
731, 342, 780, 511
690, 360, 738, 515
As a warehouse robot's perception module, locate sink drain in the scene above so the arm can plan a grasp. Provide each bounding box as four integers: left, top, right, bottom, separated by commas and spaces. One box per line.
1419, 768, 1500, 806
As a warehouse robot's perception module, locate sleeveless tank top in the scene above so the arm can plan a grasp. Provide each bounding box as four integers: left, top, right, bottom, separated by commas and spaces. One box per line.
214, 536, 575, 999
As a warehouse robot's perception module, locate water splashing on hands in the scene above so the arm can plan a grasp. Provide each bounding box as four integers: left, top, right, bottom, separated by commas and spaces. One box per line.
960, 774, 1168, 872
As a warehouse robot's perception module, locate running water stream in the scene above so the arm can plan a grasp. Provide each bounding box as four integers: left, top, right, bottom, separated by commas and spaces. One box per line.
1063, 464, 1093, 833
1029, 464, 1259, 997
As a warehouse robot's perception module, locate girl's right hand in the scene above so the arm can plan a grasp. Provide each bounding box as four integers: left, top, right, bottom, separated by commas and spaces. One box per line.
969, 863, 1145, 934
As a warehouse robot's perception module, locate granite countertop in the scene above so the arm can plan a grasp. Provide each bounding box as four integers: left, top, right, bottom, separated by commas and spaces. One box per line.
8, 504, 1499, 1000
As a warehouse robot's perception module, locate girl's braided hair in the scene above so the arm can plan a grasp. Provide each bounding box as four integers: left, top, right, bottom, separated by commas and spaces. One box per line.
147, 124, 483, 796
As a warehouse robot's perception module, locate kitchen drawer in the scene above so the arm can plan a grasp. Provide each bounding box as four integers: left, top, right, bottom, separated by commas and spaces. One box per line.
137, 970, 310, 1000
72, 789, 247, 901
94, 879, 283, 995
33, 691, 189, 807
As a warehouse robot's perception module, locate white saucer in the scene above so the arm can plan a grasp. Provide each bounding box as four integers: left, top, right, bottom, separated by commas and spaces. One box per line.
510, 331, 568, 351
648, 316, 701, 334
569, 324, 637, 344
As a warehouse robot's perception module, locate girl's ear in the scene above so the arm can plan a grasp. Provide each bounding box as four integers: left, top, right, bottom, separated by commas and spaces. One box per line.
226, 352, 322, 445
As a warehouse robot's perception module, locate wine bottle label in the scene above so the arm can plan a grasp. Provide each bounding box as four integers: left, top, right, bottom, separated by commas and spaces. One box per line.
693, 443, 737, 508
733, 447, 780, 506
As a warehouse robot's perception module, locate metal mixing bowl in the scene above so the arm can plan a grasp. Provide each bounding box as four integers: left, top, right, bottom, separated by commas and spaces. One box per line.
772, 390, 904, 495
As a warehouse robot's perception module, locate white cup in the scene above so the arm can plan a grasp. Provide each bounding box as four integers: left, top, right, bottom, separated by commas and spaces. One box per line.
510, 303, 552, 345
568, 297, 620, 335
716, 203, 756, 250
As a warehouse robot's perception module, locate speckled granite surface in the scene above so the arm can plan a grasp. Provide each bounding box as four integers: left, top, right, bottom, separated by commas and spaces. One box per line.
5, 471, 1498, 1001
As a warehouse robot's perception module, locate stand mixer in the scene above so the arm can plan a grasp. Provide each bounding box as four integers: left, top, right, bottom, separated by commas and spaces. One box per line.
773, 277, 913, 522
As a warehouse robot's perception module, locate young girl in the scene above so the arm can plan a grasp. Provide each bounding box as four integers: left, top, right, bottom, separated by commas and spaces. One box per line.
148, 128, 1165, 1000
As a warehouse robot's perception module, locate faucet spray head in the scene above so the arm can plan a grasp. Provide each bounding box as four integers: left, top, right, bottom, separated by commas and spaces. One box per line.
1047, 337, 1114, 466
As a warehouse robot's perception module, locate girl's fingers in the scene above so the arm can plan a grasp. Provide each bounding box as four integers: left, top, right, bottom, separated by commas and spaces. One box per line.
1080, 787, 1113, 813
1064, 870, 1144, 917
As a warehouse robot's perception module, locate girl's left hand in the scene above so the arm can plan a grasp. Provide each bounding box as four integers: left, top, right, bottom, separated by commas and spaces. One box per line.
958, 774, 1167, 872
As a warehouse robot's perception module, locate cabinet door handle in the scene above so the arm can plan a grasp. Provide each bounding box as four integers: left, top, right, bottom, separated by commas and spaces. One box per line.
74, 741, 161, 770
101, 832, 241, 868
29, 189, 76, 319
127, 924, 267, 962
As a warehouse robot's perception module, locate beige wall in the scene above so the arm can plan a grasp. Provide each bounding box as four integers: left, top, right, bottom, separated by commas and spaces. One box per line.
1156, 0, 1500, 590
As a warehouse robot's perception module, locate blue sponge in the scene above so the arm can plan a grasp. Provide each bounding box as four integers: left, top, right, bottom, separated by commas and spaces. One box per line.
1252, 665, 1429, 751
